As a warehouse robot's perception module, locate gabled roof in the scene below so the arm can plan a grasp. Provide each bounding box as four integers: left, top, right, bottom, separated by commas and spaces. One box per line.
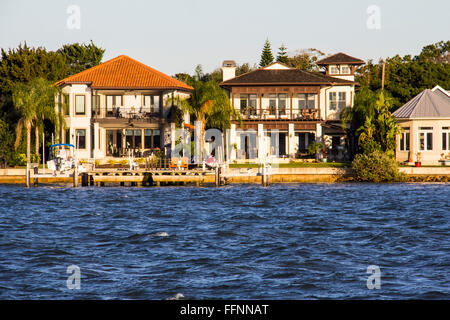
261, 61, 293, 70
316, 52, 365, 66
392, 88, 450, 118
56, 55, 193, 91
431, 85, 450, 100
220, 67, 356, 86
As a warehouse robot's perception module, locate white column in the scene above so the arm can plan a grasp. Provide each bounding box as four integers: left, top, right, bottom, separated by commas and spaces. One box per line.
316, 123, 323, 142
228, 123, 237, 161
170, 122, 176, 157
194, 120, 202, 163
257, 123, 264, 161
288, 123, 296, 157
93, 122, 100, 158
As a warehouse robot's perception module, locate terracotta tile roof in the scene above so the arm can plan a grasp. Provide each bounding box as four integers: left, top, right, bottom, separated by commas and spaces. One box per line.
220, 68, 356, 86
56, 55, 193, 91
317, 52, 365, 65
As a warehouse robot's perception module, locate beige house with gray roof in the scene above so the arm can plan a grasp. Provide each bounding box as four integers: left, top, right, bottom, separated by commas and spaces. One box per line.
393, 85, 450, 165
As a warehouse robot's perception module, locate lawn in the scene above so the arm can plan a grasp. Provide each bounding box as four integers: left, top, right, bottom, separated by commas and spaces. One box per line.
229, 162, 350, 168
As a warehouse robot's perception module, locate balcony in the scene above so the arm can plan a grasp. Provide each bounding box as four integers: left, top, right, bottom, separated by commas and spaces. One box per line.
92, 106, 161, 120
239, 106, 319, 121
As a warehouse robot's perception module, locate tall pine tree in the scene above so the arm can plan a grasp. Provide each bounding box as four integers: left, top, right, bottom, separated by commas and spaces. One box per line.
276, 44, 289, 64
259, 39, 274, 67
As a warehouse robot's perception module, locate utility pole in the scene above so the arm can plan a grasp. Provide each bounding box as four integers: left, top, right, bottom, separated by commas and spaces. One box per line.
381, 62, 385, 90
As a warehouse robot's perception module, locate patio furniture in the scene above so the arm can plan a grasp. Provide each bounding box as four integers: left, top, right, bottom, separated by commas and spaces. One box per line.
169, 157, 179, 170
119, 106, 126, 118
181, 157, 189, 170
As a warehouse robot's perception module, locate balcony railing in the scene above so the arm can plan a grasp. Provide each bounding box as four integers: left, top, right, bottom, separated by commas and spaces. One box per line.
239, 107, 319, 121
92, 106, 160, 119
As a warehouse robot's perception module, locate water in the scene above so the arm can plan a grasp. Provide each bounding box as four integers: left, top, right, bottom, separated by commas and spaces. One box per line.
0, 183, 449, 299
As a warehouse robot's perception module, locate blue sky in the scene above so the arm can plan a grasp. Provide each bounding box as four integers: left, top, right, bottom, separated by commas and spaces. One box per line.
0, 0, 449, 76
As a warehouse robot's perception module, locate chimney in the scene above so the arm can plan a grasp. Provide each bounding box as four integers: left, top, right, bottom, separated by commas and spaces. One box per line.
221, 60, 236, 81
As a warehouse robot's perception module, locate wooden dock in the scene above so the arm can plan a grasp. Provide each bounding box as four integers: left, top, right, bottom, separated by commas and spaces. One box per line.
84, 169, 216, 187
3, 166, 447, 187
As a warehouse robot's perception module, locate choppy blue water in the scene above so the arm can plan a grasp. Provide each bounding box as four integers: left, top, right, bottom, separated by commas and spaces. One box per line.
0, 183, 449, 299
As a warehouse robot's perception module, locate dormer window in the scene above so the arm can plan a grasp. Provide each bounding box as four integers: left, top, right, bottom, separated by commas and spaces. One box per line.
330, 66, 339, 74
341, 65, 351, 74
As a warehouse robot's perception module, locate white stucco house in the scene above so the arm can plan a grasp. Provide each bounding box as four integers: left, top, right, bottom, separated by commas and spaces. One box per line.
55, 55, 193, 160
219, 52, 365, 161
393, 85, 450, 165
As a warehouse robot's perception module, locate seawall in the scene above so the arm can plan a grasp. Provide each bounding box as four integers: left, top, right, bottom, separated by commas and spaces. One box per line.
0, 166, 449, 185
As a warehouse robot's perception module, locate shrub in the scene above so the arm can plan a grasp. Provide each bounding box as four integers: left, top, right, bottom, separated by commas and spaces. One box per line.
107, 159, 116, 165
14, 153, 27, 166
12, 153, 40, 166
308, 141, 325, 156
351, 150, 408, 182
119, 159, 128, 166
135, 158, 145, 164
30, 153, 40, 164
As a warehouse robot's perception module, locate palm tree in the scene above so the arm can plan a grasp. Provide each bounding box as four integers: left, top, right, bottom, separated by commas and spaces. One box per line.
167, 80, 239, 162
342, 88, 401, 156
12, 78, 61, 185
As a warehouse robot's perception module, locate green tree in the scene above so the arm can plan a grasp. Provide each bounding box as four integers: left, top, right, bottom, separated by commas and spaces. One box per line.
0, 119, 14, 166
167, 81, 238, 160
0, 43, 68, 124
236, 63, 256, 76
356, 41, 450, 110
174, 73, 196, 87
57, 41, 105, 76
12, 78, 62, 168
259, 39, 274, 67
286, 48, 324, 71
342, 90, 402, 156
416, 40, 450, 64
276, 44, 289, 64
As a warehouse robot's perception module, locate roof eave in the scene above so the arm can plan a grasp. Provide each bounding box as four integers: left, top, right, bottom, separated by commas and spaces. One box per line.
91, 86, 194, 92
220, 81, 356, 86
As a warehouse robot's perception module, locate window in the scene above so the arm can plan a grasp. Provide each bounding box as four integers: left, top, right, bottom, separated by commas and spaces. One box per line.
338, 92, 346, 109
106, 130, 123, 156
341, 66, 351, 74
269, 94, 276, 115
330, 66, 339, 74
126, 129, 142, 149
399, 128, 410, 151
65, 129, 70, 144
248, 94, 257, 115
92, 95, 100, 116
144, 129, 161, 149
153, 130, 160, 149
75, 95, 85, 115
329, 92, 337, 110
106, 95, 123, 116
418, 127, 433, 151
240, 94, 257, 115
298, 94, 316, 109
240, 94, 247, 114
443, 127, 450, 150
278, 94, 287, 116
63, 94, 70, 116
75, 129, 86, 149
144, 95, 160, 113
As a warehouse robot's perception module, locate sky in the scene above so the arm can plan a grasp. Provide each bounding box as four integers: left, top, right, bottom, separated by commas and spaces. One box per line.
0, 0, 449, 76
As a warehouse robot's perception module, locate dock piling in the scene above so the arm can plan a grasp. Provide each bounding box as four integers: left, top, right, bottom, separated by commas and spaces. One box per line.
73, 166, 78, 187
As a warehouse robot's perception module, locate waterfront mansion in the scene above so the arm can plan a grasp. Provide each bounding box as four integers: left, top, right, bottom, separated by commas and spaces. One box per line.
219, 53, 365, 161
55, 55, 193, 160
